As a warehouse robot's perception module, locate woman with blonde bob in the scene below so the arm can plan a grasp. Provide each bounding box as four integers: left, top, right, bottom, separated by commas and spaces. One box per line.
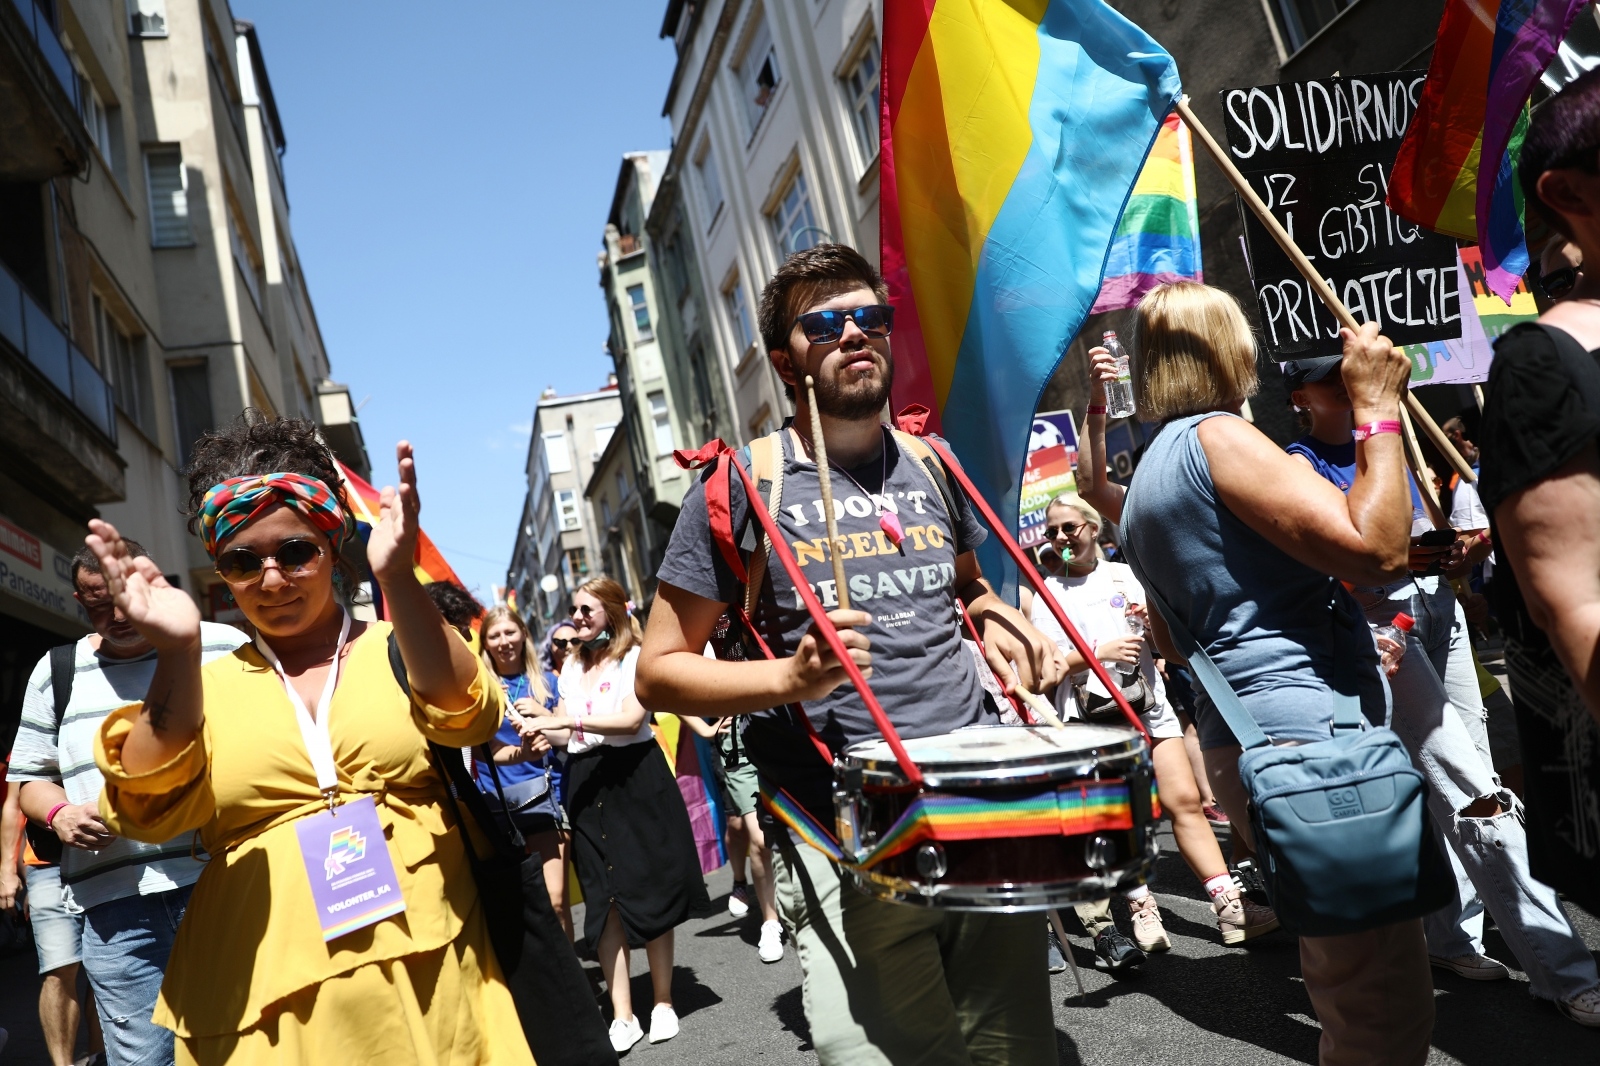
1117, 283, 1434, 1065
528, 577, 707, 1053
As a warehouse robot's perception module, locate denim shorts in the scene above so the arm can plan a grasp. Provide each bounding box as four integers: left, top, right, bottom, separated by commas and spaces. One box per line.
23, 864, 83, 973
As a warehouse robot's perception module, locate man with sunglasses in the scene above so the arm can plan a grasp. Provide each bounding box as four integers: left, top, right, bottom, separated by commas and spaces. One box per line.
10, 543, 244, 1065
640, 244, 1065, 1065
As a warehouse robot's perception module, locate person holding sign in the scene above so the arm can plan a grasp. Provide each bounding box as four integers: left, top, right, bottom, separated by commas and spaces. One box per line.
83, 418, 532, 1066
1286, 357, 1600, 1026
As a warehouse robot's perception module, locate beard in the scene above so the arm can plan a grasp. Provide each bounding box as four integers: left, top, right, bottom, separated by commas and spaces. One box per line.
799, 345, 895, 420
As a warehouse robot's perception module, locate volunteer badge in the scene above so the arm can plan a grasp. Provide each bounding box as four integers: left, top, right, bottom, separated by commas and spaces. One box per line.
295, 795, 406, 941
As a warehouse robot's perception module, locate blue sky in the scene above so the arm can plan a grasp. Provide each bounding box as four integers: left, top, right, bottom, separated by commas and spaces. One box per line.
245, 1, 679, 602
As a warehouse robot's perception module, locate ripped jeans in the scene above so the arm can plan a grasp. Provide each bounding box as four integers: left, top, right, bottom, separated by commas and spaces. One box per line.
81, 884, 191, 1065
1353, 576, 1596, 1001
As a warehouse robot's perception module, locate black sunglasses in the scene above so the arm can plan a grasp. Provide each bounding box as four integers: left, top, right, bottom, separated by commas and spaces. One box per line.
1540, 266, 1578, 299
1045, 523, 1087, 540
794, 304, 895, 344
570, 603, 597, 619
550, 637, 578, 650
216, 538, 325, 585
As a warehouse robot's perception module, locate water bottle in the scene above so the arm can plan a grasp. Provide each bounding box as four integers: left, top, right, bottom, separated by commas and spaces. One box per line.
1112, 595, 1144, 678
1373, 612, 1414, 676
1102, 331, 1136, 419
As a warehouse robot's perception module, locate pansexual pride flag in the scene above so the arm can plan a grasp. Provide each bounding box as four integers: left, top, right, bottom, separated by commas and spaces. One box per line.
881, 0, 1179, 596
1091, 113, 1203, 313
337, 461, 467, 615
1388, 0, 1589, 299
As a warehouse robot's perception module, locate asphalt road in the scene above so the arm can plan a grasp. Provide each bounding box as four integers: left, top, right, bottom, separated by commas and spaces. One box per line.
4, 829, 1597, 1064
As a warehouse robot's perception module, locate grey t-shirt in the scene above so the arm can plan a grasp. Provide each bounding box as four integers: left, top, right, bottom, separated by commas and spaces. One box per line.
657, 426, 994, 825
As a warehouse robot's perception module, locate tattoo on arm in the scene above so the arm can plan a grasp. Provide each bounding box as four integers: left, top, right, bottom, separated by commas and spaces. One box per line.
144, 685, 173, 732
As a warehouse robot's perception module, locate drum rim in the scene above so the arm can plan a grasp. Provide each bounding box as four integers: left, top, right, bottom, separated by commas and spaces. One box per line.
844, 846, 1158, 912
838, 723, 1148, 786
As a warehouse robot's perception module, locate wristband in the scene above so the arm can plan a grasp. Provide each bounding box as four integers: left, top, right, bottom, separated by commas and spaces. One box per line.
1086, 404, 1107, 415
45, 802, 69, 829
1352, 420, 1402, 441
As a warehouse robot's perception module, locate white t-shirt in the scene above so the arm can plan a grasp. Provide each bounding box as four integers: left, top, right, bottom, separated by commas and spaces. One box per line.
558, 646, 653, 754
1029, 562, 1169, 718
1448, 477, 1494, 581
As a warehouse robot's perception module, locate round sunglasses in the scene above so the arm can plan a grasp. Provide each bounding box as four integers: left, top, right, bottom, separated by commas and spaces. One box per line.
794, 304, 894, 344
215, 538, 325, 586
549, 637, 578, 650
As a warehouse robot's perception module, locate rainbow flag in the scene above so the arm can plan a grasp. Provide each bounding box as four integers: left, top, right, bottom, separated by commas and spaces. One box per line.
1090, 113, 1203, 313
881, 0, 1179, 597
1388, 0, 1588, 300
336, 461, 467, 615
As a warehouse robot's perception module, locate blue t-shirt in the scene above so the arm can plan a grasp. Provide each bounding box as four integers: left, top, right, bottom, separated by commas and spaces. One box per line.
476, 671, 563, 800
1286, 435, 1429, 533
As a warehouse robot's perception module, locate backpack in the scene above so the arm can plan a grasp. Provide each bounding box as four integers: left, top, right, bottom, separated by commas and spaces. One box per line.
22, 646, 75, 865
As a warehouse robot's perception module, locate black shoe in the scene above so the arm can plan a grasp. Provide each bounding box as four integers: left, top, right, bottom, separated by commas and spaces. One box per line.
1232, 860, 1271, 908
1093, 928, 1146, 973
1047, 922, 1068, 974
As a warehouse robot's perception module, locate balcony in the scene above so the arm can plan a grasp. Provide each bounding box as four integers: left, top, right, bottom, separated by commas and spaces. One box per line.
0, 258, 124, 503
0, 0, 89, 180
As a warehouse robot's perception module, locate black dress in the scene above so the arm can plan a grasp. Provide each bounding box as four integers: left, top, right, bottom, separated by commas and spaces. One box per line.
562, 652, 709, 948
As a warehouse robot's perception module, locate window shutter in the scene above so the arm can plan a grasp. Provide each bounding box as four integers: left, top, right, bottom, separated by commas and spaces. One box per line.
147, 151, 190, 246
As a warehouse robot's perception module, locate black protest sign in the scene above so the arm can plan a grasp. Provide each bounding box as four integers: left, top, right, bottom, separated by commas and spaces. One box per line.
1219, 71, 1461, 358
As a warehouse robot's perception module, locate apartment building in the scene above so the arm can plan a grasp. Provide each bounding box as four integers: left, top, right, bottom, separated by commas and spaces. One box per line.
584, 424, 652, 609
647, 0, 883, 446
507, 381, 622, 641
0, 0, 363, 742
597, 151, 708, 604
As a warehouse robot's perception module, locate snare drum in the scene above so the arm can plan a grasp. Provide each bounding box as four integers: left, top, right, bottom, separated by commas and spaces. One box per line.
833, 723, 1157, 910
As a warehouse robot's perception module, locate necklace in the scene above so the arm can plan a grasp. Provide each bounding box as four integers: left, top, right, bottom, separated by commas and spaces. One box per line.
809, 426, 905, 547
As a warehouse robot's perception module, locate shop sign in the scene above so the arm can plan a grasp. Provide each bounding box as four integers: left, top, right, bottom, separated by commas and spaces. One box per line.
0, 512, 88, 628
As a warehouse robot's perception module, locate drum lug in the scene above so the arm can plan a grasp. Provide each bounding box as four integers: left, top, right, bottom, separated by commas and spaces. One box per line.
915, 843, 948, 884
1085, 834, 1116, 872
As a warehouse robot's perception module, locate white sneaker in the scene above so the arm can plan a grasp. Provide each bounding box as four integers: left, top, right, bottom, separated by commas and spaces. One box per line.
1429, 952, 1511, 980
727, 882, 751, 918
649, 1002, 680, 1043
608, 1015, 643, 1054
1557, 986, 1600, 1028
758, 918, 784, 963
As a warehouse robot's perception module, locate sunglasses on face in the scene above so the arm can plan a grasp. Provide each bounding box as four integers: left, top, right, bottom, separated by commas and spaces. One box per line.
1045, 523, 1087, 540
794, 304, 895, 344
215, 538, 325, 586
1540, 266, 1578, 299
550, 637, 577, 650
570, 603, 599, 619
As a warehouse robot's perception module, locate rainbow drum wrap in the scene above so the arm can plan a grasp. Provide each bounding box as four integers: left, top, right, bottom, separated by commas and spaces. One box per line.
776, 723, 1157, 910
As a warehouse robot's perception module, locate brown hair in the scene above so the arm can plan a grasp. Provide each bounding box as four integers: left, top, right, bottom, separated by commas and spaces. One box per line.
479, 606, 551, 705
756, 243, 889, 359
572, 576, 642, 666
1133, 282, 1259, 421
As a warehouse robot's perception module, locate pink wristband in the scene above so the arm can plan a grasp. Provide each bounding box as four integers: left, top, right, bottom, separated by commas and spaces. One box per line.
45, 802, 69, 829
1086, 404, 1107, 415
1352, 420, 1402, 441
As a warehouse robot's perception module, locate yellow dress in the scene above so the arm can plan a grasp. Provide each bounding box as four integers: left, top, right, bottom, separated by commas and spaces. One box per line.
94, 622, 535, 1066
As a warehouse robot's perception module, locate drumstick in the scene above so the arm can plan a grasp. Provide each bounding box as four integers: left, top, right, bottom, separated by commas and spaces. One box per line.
804, 375, 852, 611
1012, 685, 1066, 729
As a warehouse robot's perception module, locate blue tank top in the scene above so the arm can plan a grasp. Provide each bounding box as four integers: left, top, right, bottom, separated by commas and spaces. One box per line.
1286, 435, 1429, 532
1121, 413, 1388, 749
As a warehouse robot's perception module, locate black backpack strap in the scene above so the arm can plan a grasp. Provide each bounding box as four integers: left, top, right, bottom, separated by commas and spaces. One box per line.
49, 645, 75, 728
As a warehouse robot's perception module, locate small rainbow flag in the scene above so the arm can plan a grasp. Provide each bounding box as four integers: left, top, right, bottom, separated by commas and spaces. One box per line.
1091, 113, 1203, 313
1388, 0, 1589, 300
881, 0, 1179, 597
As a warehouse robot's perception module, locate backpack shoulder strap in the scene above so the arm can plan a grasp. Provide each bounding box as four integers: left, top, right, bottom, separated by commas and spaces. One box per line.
890, 429, 961, 523
743, 431, 785, 616
48, 645, 75, 728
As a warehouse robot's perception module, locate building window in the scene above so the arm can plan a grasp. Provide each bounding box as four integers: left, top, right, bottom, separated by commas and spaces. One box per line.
542, 431, 571, 474
627, 284, 652, 340
662, 234, 690, 303
737, 12, 781, 133
615, 468, 629, 501
594, 422, 616, 455
694, 137, 723, 228
842, 35, 880, 166
601, 496, 613, 526
94, 295, 153, 437
566, 546, 588, 577
770, 169, 818, 256
649, 391, 674, 455
170, 361, 214, 469
227, 197, 263, 311
130, 0, 168, 36
724, 276, 754, 354
555, 489, 582, 531
1272, 0, 1357, 52
74, 71, 124, 183
146, 149, 191, 247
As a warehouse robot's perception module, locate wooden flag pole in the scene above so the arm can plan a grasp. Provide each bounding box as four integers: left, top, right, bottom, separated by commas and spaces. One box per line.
1174, 96, 1478, 488
1399, 407, 1450, 529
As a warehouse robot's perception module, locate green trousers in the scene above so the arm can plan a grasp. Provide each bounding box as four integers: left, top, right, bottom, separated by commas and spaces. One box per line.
773, 832, 1058, 1066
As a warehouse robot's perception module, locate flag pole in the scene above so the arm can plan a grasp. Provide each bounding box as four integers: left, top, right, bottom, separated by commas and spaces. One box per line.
1173, 95, 1478, 492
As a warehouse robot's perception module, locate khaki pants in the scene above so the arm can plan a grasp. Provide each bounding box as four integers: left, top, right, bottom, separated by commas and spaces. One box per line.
772, 833, 1057, 1066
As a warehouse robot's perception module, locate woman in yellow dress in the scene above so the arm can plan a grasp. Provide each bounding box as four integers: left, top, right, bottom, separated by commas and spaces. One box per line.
85, 416, 534, 1065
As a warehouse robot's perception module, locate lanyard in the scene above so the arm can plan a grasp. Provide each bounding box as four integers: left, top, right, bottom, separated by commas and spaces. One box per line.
257, 610, 351, 810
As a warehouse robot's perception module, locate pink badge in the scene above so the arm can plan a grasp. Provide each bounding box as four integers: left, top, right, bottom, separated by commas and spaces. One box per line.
879, 512, 905, 547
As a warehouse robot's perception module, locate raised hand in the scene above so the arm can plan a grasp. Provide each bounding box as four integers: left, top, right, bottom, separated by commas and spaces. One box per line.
1087, 346, 1116, 406
85, 518, 200, 654
367, 441, 422, 587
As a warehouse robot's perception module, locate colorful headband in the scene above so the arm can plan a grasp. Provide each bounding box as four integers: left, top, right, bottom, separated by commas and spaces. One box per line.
198, 472, 354, 559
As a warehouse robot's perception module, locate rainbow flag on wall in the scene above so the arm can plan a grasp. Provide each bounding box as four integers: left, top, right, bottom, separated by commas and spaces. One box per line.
1388, 0, 1589, 300
337, 461, 467, 615
1091, 113, 1203, 313
881, 0, 1179, 597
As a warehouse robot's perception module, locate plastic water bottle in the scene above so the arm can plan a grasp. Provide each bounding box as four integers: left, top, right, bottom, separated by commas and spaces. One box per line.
1373, 612, 1414, 675
1102, 331, 1136, 419
1116, 603, 1145, 678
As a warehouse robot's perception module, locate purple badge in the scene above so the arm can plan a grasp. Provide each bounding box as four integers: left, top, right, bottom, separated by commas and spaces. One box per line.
1109, 593, 1127, 609
294, 795, 406, 941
